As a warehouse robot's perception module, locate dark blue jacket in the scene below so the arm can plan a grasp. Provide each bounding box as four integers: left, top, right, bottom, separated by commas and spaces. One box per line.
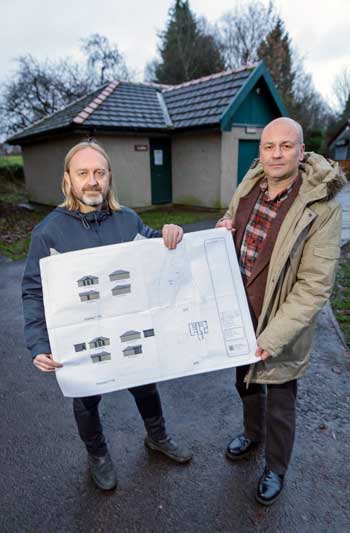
22, 206, 161, 358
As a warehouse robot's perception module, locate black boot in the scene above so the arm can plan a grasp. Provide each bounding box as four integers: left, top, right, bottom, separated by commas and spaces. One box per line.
88, 450, 117, 491
144, 416, 192, 464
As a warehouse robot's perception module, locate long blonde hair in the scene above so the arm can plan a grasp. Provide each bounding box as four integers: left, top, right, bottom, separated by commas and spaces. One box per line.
59, 140, 121, 211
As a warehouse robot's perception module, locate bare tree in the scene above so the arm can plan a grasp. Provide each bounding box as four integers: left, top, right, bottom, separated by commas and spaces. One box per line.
218, 1, 278, 68
333, 67, 350, 113
81, 33, 132, 84
0, 55, 93, 136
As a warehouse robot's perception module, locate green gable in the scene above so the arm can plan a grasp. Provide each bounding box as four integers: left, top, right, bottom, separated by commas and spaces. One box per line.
231, 78, 281, 126
220, 61, 287, 131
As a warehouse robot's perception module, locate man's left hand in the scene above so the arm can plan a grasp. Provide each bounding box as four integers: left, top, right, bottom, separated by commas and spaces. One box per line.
162, 224, 184, 249
256, 346, 271, 361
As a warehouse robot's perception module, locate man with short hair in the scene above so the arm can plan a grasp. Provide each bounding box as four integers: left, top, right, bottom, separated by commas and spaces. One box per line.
217, 117, 345, 505
22, 140, 192, 492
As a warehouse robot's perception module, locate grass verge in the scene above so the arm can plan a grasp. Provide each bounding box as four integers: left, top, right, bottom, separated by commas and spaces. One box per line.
0, 197, 222, 261
330, 241, 350, 350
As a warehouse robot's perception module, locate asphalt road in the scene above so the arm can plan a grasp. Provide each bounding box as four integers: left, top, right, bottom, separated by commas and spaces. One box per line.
1, 224, 350, 532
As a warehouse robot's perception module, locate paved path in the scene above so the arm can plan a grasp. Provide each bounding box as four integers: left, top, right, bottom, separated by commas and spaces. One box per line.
1, 255, 349, 532
336, 181, 350, 245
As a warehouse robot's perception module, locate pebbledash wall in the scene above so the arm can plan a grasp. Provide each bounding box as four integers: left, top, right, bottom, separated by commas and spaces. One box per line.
22, 126, 262, 209
171, 127, 262, 208
21, 133, 153, 208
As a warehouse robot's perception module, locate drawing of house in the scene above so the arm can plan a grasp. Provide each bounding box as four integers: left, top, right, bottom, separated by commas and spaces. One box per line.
122, 345, 142, 357
74, 342, 86, 352
143, 329, 155, 338
120, 330, 141, 342
77, 275, 99, 287
90, 351, 111, 363
88, 337, 110, 349
109, 270, 130, 282
111, 284, 131, 296
79, 290, 100, 302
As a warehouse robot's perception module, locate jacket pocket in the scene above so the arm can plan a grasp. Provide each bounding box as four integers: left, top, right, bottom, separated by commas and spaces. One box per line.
313, 246, 340, 260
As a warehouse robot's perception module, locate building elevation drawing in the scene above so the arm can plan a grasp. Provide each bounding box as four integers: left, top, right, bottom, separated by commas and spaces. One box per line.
120, 330, 141, 342
79, 290, 100, 302
77, 275, 99, 287
123, 345, 143, 357
91, 351, 111, 363
40, 228, 258, 397
109, 270, 130, 281
112, 284, 131, 296
89, 337, 110, 349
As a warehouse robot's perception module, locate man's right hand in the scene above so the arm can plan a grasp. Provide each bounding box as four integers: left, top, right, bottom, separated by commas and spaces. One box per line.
215, 219, 235, 232
33, 353, 63, 372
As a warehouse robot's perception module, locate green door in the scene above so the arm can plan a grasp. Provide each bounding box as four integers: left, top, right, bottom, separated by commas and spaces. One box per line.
237, 140, 260, 185
150, 139, 172, 204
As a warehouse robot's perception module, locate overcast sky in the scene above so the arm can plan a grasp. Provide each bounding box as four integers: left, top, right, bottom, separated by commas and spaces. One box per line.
1, 0, 349, 110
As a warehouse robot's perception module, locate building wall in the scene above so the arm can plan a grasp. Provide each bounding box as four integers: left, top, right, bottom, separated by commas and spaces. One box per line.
22, 135, 78, 205
171, 131, 221, 207
22, 133, 152, 207
220, 127, 263, 208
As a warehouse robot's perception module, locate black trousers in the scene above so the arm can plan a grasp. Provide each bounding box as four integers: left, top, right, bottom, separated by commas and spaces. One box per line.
73, 383, 162, 456
236, 365, 297, 475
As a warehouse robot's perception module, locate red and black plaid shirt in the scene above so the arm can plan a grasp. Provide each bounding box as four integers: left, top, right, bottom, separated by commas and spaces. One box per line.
239, 177, 296, 281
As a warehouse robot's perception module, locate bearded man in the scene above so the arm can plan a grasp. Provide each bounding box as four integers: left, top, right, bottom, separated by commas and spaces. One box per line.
22, 140, 192, 492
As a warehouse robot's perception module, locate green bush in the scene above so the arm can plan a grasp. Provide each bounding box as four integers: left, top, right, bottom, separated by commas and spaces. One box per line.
0, 156, 24, 181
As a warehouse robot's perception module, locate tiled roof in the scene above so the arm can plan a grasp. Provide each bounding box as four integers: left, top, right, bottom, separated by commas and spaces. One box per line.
8, 64, 265, 143
8, 85, 108, 142
83, 82, 170, 130
163, 66, 255, 128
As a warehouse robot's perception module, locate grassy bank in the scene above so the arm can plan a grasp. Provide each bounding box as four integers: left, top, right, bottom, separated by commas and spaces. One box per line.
331, 242, 350, 350
0, 176, 222, 261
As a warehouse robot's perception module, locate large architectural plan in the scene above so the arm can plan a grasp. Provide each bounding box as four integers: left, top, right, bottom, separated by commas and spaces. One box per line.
40, 228, 258, 397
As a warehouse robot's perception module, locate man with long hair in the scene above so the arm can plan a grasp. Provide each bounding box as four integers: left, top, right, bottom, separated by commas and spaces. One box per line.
22, 140, 192, 491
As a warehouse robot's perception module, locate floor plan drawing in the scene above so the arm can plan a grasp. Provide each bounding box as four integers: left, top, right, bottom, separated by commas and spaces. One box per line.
40, 228, 258, 397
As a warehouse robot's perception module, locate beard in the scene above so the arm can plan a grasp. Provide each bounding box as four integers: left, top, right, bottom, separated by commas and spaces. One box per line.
81, 191, 104, 207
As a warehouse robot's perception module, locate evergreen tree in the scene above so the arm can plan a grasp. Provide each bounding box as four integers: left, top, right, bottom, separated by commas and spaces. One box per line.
153, 0, 224, 84
257, 18, 294, 107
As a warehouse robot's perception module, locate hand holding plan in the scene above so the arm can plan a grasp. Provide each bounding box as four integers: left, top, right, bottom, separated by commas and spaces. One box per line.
40, 228, 258, 397
33, 353, 63, 372
162, 224, 184, 249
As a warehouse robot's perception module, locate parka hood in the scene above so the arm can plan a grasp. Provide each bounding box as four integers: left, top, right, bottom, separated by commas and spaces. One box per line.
300, 152, 347, 199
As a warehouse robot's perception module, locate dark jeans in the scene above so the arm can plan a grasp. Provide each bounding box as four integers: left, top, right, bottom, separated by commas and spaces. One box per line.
73, 383, 162, 456
236, 365, 297, 475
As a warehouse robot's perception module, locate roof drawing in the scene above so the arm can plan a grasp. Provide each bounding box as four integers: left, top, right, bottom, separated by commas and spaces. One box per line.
8, 62, 286, 143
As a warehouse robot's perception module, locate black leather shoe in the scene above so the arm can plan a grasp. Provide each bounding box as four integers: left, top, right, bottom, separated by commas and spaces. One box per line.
256, 468, 284, 506
226, 434, 258, 461
88, 451, 117, 491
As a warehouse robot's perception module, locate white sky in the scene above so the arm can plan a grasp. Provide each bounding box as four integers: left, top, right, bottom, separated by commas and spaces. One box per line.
1, 0, 349, 110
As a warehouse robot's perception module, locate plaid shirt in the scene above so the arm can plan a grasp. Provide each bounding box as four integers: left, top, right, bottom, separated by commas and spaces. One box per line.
239, 177, 296, 281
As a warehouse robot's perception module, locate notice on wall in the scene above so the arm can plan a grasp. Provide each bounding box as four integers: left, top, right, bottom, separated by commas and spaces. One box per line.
153, 149, 163, 165
40, 228, 258, 397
